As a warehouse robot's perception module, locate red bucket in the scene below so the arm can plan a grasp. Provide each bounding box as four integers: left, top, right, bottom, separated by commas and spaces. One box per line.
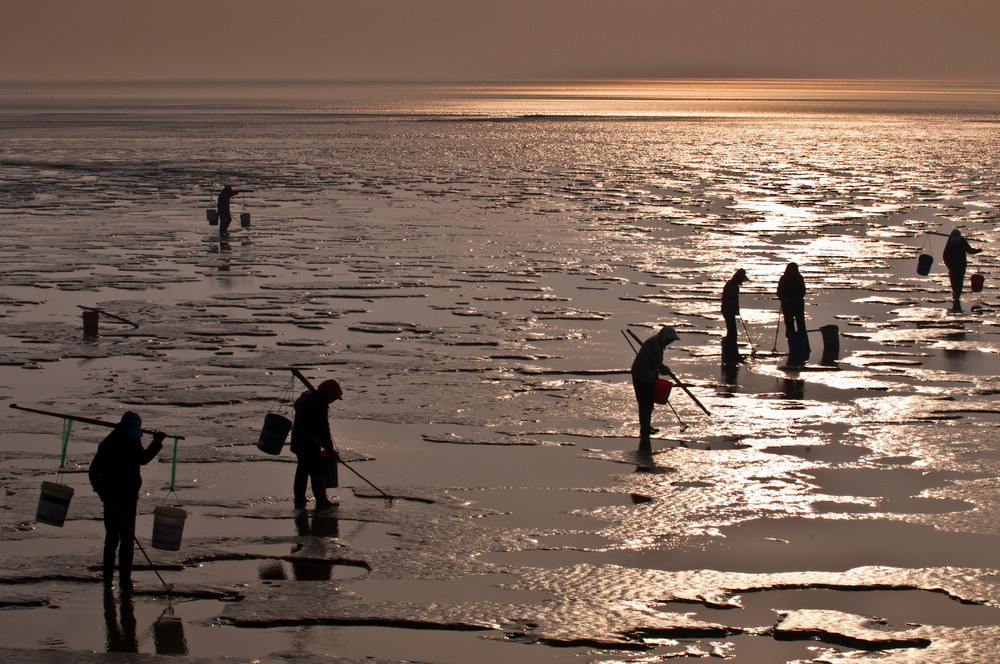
971, 273, 985, 293
653, 379, 672, 404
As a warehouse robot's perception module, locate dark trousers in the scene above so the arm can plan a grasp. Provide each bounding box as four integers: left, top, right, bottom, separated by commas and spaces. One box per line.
218, 213, 232, 235
294, 451, 327, 504
782, 303, 807, 339
102, 495, 137, 584
948, 265, 965, 302
633, 379, 655, 451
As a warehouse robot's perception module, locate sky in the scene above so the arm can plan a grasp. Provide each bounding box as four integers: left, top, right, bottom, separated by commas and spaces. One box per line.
2, 0, 999, 82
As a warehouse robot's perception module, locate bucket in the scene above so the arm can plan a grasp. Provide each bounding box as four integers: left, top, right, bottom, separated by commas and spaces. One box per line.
320, 450, 339, 488
787, 331, 810, 366
257, 413, 292, 455
36, 481, 74, 527
207, 209, 218, 225
971, 273, 985, 293
151, 505, 187, 551
82, 310, 99, 337
239, 212, 251, 228
917, 253, 933, 276
819, 324, 840, 365
653, 378, 673, 404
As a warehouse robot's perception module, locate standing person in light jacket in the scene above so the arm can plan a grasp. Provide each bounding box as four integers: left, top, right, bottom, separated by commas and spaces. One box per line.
630, 326, 680, 452
943, 229, 982, 311
290, 379, 343, 509
89, 412, 165, 590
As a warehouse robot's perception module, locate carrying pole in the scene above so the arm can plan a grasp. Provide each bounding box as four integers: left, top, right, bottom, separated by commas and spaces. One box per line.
9, 404, 184, 439
289, 369, 394, 504
625, 329, 711, 416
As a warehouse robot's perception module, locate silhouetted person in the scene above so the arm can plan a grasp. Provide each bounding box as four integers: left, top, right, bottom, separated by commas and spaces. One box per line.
630, 326, 679, 452
290, 379, 342, 509
721, 268, 749, 365
943, 229, 981, 311
216, 185, 244, 236
89, 412, 164, 590
777, 262, 807, 336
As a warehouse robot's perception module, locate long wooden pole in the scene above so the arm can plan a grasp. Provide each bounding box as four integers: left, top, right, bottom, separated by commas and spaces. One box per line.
9, 404, 184, 439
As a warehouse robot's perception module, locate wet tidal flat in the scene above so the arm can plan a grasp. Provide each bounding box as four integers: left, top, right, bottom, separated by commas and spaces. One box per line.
2, 81, 1000, 662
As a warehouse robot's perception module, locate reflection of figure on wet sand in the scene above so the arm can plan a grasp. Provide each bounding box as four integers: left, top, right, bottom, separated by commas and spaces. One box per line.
103, 587, 138, 653
721, 268, 749, 365
943, 229, 981, 311
630, 326, 679, 452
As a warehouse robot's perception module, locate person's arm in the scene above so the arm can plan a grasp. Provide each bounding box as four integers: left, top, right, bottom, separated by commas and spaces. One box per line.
138, 431, 166, 464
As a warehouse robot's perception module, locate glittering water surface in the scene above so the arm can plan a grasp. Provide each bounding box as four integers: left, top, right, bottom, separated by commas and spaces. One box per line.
1, 80, 1000, 663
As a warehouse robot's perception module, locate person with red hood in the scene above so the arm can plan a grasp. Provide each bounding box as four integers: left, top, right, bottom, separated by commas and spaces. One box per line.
290, 379, 343, 509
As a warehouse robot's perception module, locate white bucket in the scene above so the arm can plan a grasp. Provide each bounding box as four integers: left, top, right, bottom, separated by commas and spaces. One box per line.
36, 481, 74, 527
151, 505, 187, 551
239, 212, 251, 228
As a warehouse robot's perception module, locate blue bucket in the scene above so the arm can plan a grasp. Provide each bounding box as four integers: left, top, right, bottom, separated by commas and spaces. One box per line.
257, 413, 291, 455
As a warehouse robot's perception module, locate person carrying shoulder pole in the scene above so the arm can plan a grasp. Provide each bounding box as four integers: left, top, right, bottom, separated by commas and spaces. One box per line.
290, 379, 343, 509
88, 412, 165, 591
630, 326, 680, 452
943, 229, 982, 312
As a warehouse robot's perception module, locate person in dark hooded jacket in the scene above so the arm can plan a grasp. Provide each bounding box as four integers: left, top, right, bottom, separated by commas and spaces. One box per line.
721, 268, 749, 364
290, 379, 343, 509
630, 326, 680, 452
777, 262, 807, 337
943, 229, 982, 310
89, 412, 164, 589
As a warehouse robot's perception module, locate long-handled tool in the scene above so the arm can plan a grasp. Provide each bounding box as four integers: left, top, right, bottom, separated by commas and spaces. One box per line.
9, 404, 184, 439
289, 369, 396, 506
739, 315, 757, 357
625, 329, 711, 416
77, 306, 140, 329
771, 304, 783, 353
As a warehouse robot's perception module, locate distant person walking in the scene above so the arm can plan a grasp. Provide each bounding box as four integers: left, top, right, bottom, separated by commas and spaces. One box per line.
721, 268, 749, 364
630, 326, 680, 452
290, 379, 343, 509
943, 229, 982, 311
216, 185, 245, 236
88, 412, 165, 590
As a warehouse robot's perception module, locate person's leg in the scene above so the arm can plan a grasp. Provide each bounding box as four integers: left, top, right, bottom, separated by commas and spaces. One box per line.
117, 498, 137, 588
102, 501, 120, 584
950, 267, 965, 304
293, 456, 309, 506
633, 381, 655, 451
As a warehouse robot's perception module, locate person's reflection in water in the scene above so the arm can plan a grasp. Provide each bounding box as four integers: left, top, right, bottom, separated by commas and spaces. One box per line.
103, 587, 138, 653
780, 377, 805, 401
291, 508, 340, 581
721, 362, 740, 387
